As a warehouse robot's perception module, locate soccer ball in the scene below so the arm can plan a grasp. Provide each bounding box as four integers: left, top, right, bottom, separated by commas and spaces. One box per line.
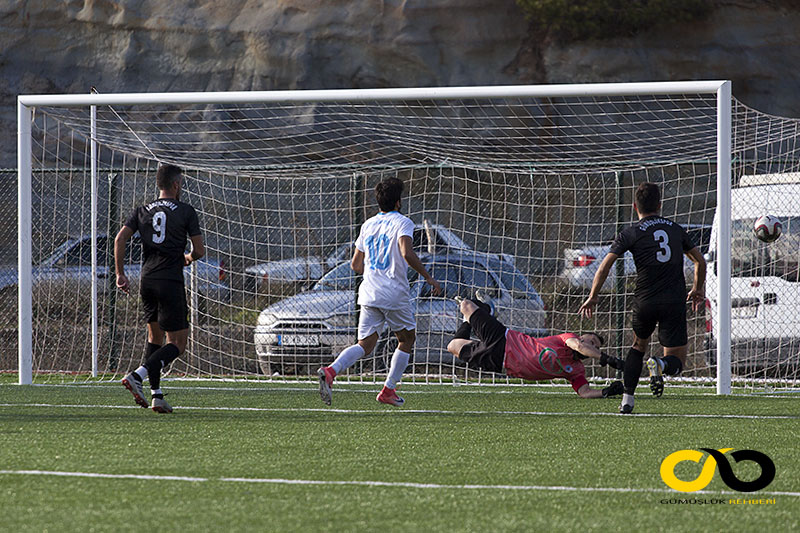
753, 214, 782, 243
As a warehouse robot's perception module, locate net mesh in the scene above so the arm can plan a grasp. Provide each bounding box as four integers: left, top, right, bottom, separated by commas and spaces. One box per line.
8, 89, 800, 388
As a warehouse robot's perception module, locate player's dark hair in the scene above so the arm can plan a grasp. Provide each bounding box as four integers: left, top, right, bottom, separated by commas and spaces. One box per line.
589, 332, 605, 346
635, 182, 661, 214
157, 164, 183, 191
375, 177, 404, 212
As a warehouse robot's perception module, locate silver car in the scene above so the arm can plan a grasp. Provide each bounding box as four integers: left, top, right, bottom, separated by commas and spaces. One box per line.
253, 251, 546, 375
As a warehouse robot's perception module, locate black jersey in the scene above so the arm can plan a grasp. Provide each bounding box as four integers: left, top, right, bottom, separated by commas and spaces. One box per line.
124, 198, 201, 282
609, 215, 694, 303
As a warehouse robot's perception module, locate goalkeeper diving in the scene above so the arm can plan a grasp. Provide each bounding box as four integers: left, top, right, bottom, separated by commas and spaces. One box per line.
447, 295, 624, 398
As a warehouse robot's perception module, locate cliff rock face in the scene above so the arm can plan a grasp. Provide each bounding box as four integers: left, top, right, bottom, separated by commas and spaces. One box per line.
3, 0, 800, 166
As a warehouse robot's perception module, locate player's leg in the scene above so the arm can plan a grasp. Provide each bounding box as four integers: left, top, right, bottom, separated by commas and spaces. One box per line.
144, 281, 189, 413
647, 303, 689, 396
377, 328, 414, 406
122, 280, 160, 408
318, 307, 382, 405
621, 300, 656, 414
377, 305, 417, 406
450, 299, 508, 374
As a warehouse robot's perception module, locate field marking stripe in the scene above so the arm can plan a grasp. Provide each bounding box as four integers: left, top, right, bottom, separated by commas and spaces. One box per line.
1, 470, 799, 497
1, 402, 798, 419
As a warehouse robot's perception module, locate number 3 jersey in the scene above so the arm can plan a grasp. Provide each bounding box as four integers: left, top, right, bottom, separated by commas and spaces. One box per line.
355, 211, 415, 310
609, 215, 693, 304
124, 198, 201, 282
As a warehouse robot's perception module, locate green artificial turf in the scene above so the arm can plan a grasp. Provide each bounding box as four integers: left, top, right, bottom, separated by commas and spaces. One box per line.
0, 380, 798, 532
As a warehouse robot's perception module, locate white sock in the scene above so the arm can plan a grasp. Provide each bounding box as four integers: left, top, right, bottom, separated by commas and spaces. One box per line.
622, 393, 635, 406
134, 366, 148, 380
330, 344, 365, 375
151, 388, 162, 396
384, 349, 410, 390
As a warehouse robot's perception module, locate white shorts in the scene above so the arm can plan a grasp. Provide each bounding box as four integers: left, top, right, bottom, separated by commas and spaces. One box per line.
357, 304, 416, 340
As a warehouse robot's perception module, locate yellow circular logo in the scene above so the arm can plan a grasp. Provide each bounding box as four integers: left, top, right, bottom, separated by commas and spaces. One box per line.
659, 448, 733, 492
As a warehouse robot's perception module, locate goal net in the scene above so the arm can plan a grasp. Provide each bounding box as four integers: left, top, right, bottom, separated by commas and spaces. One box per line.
12, 82, 800, 390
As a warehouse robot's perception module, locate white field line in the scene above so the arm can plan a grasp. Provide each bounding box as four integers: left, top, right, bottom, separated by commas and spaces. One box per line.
27, 383, 732, 395
1, 402, 798, 420
0, 469, 798, 497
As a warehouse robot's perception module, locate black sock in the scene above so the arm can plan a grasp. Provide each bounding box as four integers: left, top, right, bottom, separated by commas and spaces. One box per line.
146, 342, 161, 358
661, 355, 683, 376
623, 348, 645, 395
145, 344, 180, 391
454, 321, 472, 340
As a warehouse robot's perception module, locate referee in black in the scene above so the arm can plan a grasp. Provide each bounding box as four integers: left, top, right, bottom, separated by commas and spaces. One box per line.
116, 164, 204, 413
578, 182, 706, 414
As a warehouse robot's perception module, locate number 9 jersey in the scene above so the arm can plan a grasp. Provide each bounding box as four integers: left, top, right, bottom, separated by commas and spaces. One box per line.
609, 215, 694, 304
355, 211, 415, 310
124, 198, 202, 282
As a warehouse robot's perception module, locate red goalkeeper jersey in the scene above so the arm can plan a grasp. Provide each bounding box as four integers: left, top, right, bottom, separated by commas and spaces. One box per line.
503, 331, 589, 392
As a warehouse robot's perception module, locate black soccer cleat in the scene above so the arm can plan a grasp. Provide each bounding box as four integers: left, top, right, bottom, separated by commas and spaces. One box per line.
647, 358, 664, 397
619, 403, 634, 414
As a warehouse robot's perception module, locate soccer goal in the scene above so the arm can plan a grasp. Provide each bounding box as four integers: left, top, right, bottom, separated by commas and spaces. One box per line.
14, 81, 800, 392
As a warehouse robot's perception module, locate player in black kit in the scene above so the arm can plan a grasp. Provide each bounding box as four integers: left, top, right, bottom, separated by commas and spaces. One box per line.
579, 182, 706, 414
116, 164, 205, 413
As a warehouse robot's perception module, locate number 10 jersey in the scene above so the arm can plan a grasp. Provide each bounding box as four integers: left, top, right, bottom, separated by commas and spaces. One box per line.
355, 210, 415, 310
609, 215, 694, 304
125, 198, 201, 282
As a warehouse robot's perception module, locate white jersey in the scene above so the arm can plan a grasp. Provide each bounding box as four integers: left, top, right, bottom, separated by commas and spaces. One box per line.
355, 211, 415, 310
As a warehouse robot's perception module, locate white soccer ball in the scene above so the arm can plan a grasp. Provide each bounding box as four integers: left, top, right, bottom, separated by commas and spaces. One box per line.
753, 214, 782, 243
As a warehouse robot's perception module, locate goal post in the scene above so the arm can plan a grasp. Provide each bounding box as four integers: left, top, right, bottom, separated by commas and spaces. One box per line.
16, 81, 742, 391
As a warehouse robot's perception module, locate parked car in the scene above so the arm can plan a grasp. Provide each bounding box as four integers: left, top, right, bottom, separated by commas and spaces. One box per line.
253, 250, 547, 375
560, 223, 711, 291
705, 174, 800, 374
0, 233, 229, 301
244, 222, 513, 288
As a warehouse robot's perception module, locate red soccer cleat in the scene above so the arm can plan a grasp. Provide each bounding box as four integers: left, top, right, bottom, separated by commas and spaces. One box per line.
376, 386, 404, 407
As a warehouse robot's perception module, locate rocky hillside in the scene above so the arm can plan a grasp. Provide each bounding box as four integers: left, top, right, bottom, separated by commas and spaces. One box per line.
2, 0, 800, 167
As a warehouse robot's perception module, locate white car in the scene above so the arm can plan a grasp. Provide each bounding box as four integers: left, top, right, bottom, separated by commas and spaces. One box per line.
244, 223, 510, 287
560, 224, 711, 291
705, 174, 800, 373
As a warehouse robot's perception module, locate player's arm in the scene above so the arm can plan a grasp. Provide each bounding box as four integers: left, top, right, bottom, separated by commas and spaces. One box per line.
576, 381, 624, 399
350, 248, 365, 274
684, 246, 706, 312
578, 252, 618, 318
398, 235, 441, 295
185, 234, 205, 265
565, 336, 624, 369
114, 226, 135, 294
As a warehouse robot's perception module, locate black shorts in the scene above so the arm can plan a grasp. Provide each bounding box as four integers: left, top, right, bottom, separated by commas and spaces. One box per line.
140, 277, 189, 332
632, 299, 687, 348
457, 308, 506, 373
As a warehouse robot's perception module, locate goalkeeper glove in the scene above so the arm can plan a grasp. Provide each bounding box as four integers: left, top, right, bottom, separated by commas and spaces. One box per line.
601, 380, 624, 398
599, 353, 625, 370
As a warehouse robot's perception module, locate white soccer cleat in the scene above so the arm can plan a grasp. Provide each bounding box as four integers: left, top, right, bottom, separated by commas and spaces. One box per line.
122, 373, 148, 409
647, 358, 664, 397
151, 397, 173, 414
317, 367, 334, 406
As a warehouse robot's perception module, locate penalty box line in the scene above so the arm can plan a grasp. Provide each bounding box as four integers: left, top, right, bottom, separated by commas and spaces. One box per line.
1, 470, 799, 497
1, 402, 798, 420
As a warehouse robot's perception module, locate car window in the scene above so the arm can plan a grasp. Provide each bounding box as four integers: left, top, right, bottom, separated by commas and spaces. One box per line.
731, 217, 800, 281
686, 226, 712, 255
459, 261, 499, 298
494, 261, 536, 299
313, 262, 356, 291
419, 261, 461, 298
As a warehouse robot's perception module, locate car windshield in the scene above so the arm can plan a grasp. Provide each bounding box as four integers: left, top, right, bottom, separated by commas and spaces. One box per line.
417, 259, 500, 299
313, 262, 356, 291
731, 217, 800, 281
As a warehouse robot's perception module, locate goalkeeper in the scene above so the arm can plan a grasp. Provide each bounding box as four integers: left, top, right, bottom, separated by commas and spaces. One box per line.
446, 296, 624, 398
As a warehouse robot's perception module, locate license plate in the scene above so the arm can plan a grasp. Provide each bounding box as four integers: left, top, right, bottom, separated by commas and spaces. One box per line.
732, 307, 757, 319
279, 334, 320, 346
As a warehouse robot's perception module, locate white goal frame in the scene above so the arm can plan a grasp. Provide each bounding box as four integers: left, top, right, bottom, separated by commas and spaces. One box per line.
17, 81, 733, 393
